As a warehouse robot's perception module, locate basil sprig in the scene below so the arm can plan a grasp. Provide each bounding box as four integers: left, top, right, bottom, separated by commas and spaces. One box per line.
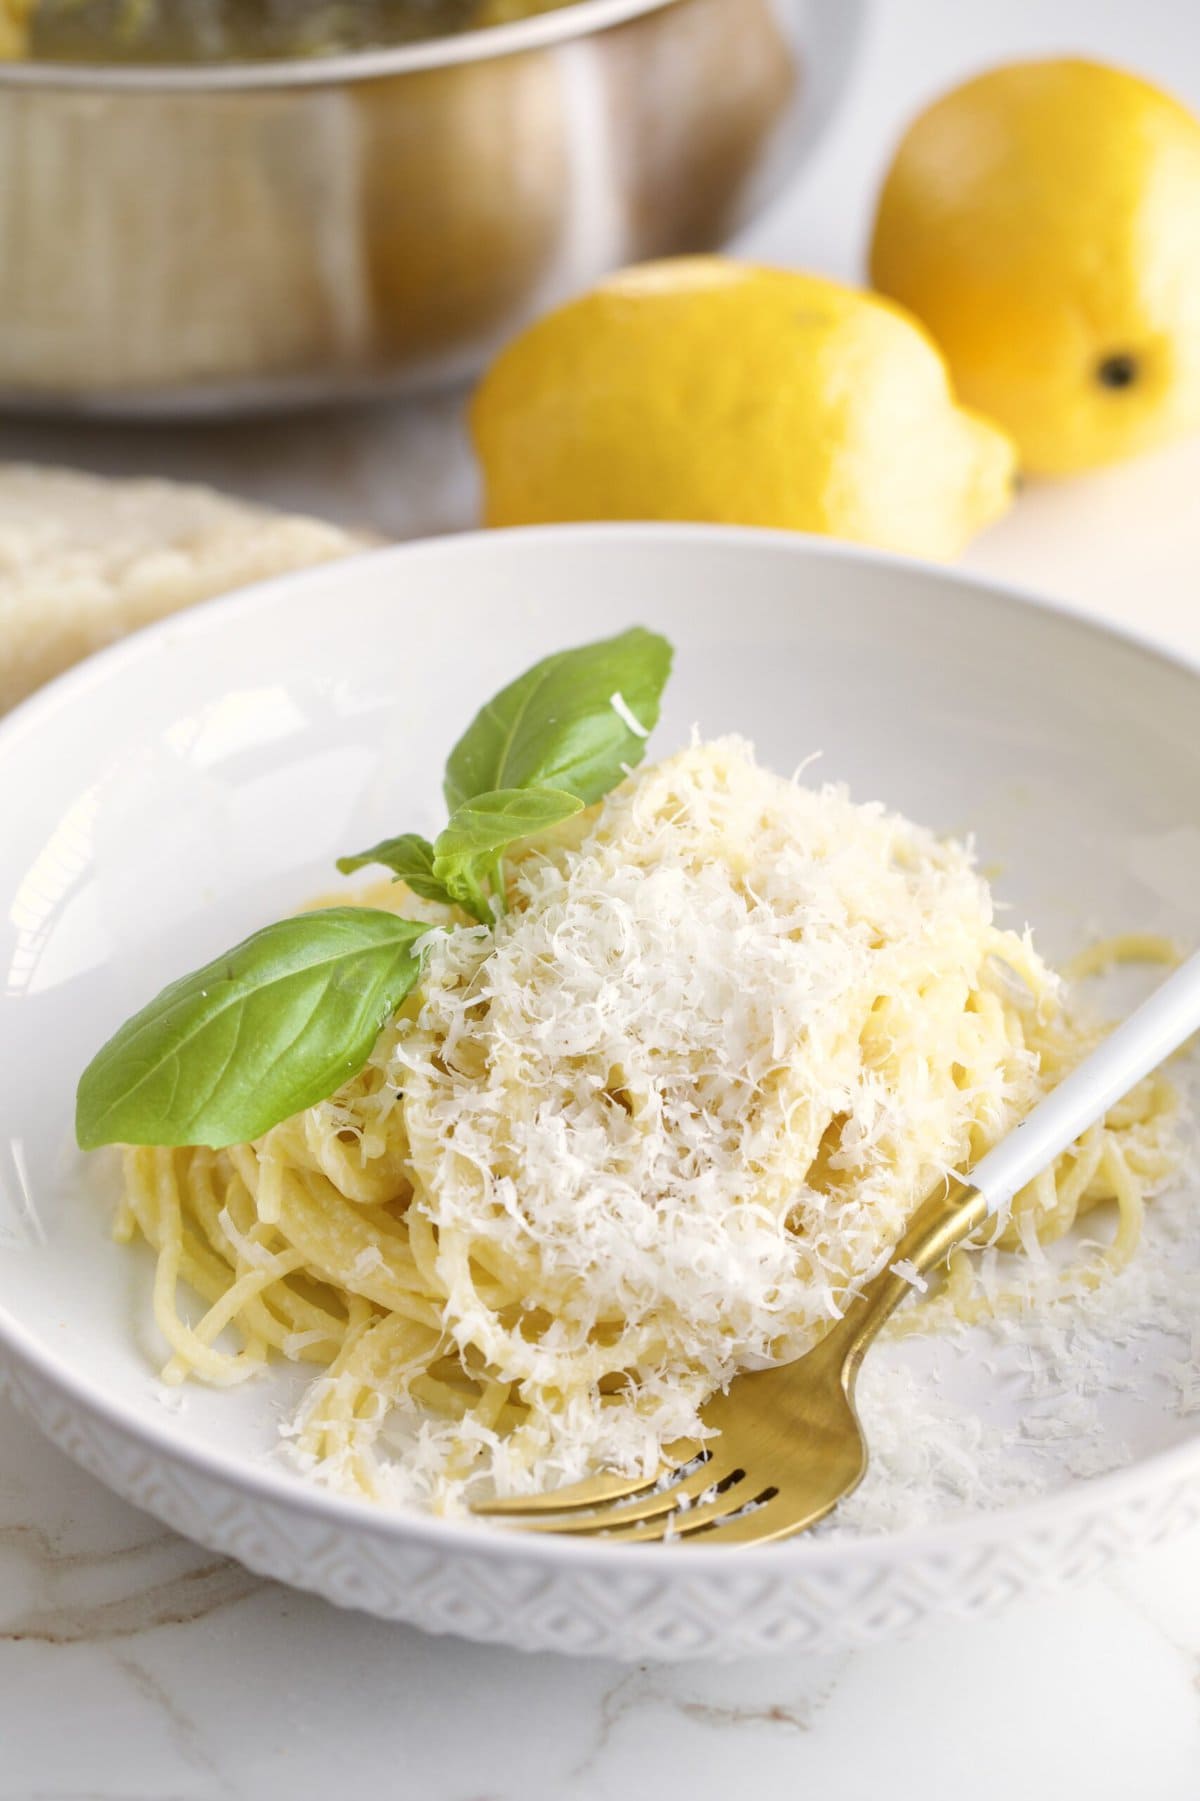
433, 787, 583, 918
76, 626, 672, 1151
342, 626, 672, 920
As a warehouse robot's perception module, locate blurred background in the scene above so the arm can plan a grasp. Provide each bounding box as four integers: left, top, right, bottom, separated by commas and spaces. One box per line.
2, 0, 1196, 666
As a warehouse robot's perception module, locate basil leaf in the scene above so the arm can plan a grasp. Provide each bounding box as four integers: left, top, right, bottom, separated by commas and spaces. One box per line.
434, 787, 585, 864
432, 787, 583, 919
76, 909, 433, 1151
336, 833, 452, 906
443, 627, 673, 811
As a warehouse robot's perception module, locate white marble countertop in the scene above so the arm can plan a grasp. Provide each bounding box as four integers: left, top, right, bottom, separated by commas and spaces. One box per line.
2, 0, 1199, 1794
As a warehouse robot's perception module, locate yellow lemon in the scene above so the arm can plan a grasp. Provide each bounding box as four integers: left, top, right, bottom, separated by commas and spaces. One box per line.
0, 1, 33, 57
471, 258, 1015, 560
870, 59, 1200, 475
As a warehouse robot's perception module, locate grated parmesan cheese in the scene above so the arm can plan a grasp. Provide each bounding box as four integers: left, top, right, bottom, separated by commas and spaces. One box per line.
158, 731, 1185, 1524
376, 737, 1060, 1506
118, 731, 1193, 1524
609, 689, 651, 738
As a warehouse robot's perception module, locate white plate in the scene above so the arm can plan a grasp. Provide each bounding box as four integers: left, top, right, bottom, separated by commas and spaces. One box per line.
0, 525, 1197, 1663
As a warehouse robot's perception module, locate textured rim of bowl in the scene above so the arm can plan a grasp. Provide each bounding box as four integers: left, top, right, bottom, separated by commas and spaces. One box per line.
0, 522, 1196, 1575
0, 0, 703, 88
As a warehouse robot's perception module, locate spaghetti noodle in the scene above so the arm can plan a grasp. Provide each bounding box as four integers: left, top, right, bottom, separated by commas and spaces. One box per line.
112, 739, 1181, 1513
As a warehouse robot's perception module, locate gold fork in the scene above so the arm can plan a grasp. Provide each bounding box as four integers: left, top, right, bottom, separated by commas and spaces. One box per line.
474, 949, 1200, 1545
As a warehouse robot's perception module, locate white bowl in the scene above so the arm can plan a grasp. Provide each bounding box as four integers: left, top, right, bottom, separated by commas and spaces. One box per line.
0, 525, 1197, 1662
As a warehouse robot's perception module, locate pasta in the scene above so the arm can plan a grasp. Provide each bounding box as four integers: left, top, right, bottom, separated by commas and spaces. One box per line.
113, 739, 1181, 1513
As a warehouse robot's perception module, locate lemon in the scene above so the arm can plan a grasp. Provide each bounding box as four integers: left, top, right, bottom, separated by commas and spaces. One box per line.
0, 0, 33, 57
870, 59, 1200, 475
471, 258, 1015, 560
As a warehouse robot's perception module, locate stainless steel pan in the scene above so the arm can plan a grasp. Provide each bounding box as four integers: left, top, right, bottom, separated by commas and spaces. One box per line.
0, 0, 862, 415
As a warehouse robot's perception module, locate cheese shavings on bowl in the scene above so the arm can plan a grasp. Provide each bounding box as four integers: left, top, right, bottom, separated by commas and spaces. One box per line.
345, 737, 1059, 1504
119, 736, 1180, 1516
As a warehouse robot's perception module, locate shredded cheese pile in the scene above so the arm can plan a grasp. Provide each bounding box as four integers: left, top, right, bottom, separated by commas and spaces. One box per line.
118, 739, 1181, 1514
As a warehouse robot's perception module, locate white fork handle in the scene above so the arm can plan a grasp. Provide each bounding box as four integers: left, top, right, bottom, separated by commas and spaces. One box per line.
968, 946, 1200, 1211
